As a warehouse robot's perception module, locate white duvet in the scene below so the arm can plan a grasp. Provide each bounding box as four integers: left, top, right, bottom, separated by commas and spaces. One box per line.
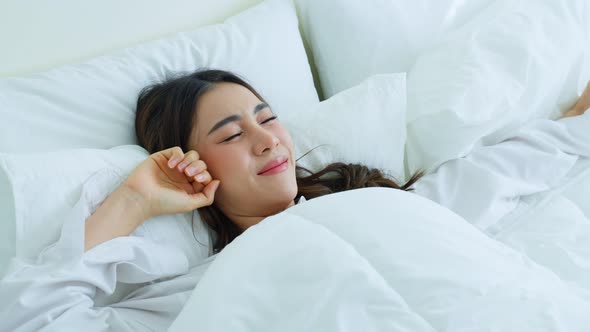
170, 187, 590, 332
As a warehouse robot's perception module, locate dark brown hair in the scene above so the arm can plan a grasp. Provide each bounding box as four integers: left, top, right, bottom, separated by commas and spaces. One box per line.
135, 69, 425, 253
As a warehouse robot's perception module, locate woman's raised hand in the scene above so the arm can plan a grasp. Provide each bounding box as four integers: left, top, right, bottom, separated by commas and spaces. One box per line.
123, 146, 220, 219
562, 81, 590, 118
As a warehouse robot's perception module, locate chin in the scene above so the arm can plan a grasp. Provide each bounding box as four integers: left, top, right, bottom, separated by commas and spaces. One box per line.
268, 187, 298, 212
269, 172, 298, 196
278, 185, 298, 203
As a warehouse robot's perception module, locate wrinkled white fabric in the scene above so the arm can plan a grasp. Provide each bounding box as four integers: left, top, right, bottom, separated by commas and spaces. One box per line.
170, 188, 590, 332
1, 113, 589, 331
414, 111, 590, 231
0, 184, 216, 332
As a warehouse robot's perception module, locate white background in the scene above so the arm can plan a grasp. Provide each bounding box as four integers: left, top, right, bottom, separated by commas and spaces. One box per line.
0, 0, 263, 77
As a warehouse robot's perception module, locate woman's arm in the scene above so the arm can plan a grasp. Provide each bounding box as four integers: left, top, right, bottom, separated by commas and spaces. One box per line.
83, 146, 219, 251
0, 177, 190, 332
0, 224, 213, 332
84, 185, 148, 252
0, 147, 220, 331
561, 81, 590, 119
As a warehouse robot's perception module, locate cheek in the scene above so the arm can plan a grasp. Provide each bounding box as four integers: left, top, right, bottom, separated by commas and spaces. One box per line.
202, 147, 247, 181
277, 126, 294, 151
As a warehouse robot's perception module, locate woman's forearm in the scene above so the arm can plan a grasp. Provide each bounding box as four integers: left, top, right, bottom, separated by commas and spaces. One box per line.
84, 185, 150, 252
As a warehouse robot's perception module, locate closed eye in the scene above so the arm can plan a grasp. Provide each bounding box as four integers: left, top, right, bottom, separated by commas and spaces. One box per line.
260, 116, 278, 124
221, 116, 277, 143
222, 132, 242, 143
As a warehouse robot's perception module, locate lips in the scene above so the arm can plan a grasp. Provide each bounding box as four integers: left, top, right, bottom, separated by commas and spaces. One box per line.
257, 156, 288, 175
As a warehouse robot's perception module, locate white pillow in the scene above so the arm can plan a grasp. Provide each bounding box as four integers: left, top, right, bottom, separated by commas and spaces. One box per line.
0, 73, 407, 277
0, 0, 318, 154
297, 0, 589, 173
284, 73, 407, 181
405, 0, 590, 172
0, 168, 15, 277
295, 0, 493, 98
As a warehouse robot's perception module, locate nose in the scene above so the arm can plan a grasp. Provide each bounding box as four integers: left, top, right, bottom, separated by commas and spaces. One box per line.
253, 127, 279, 156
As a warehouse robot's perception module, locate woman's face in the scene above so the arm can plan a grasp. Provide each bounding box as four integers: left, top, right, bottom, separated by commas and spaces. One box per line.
188, 82, 298, 229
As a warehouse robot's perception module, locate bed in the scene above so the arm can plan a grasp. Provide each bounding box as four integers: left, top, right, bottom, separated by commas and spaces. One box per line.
1, 0, 590, 331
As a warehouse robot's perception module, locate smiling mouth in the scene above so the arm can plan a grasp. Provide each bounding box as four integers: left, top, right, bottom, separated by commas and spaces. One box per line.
258, 158, 289, 176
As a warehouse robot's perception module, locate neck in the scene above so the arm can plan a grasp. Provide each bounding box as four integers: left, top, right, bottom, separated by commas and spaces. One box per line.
225, 200, 296, 232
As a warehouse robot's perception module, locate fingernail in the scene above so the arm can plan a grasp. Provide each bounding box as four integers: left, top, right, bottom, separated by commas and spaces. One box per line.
168, 158, 178, 168
196, 174, 205, 181
186, 166, 197, 175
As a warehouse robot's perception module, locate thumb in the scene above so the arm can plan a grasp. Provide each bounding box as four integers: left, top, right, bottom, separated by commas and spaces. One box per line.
192, 179, 220, 208
154, 146, 184, 168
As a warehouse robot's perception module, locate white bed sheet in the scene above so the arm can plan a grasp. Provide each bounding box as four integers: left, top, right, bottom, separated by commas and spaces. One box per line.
564, 167, 590, 217
494, 163, 590, 292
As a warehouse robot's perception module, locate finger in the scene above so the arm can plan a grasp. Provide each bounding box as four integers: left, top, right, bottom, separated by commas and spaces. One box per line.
160, 146, 184, 168
191, 181, 205, 194
193, 180, 220, 207
193, 170, 212, 184
177, 150, 200, 172
184, 160, 207, 177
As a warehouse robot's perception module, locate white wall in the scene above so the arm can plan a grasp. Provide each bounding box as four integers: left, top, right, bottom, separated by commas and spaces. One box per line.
0, 0, 263, 76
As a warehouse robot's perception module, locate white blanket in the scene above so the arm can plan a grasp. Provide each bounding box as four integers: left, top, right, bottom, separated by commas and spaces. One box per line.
170, 188, 590, 332
495, 166, 590, 292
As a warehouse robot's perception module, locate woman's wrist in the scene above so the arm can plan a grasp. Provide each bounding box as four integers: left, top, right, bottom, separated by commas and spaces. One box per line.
118, 183, 153, 221
561, 107, 584, 119
84, 184, 152, 252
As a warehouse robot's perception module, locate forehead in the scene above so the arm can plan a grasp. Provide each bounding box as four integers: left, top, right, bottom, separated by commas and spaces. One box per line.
191, 82, 263, 142
196, 82, 261, 122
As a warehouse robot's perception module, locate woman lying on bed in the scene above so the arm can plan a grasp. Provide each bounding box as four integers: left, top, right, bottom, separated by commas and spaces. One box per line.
87, 69, 590, 253
1, 69, 589, 331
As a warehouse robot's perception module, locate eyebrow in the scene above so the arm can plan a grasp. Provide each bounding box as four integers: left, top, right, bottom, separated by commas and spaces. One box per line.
207, 102, 269, 135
